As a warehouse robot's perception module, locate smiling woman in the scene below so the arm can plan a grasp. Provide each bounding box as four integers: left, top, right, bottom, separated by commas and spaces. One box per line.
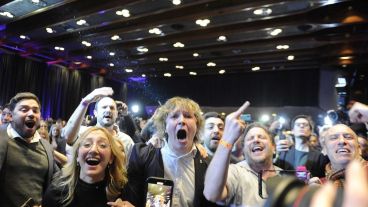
42, 127, 133, 207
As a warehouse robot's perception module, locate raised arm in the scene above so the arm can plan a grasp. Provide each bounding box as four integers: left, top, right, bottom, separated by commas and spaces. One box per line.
204, 101, 249, 202
63, 87, 113, 145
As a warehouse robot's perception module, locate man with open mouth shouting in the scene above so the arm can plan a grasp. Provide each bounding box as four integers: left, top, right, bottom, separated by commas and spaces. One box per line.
204, 102, 282, 207
124, 97, 220, 207
0, 92, 57, 207
63, 87, 134, 162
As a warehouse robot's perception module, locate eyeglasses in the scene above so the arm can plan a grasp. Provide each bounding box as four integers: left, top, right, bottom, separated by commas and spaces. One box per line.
294, 122, 309, 128
81, 142, 110, 150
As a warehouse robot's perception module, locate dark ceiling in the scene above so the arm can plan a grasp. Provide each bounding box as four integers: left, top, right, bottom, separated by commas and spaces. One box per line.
0, 0, 367, 80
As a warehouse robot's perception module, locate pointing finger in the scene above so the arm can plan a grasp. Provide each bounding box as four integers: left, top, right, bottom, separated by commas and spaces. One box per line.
233, 101, 250, 117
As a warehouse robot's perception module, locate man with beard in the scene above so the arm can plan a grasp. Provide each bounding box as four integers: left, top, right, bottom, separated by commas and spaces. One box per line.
202, 112, 242, 163
63, 87, 134, 161
204, 102, 282, 206
0, 92, 57, 207
275, 115, 328, 177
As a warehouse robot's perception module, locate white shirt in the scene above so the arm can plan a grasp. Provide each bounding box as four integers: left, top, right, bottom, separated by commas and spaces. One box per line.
161, 143, 197, 207
7, 124, 41, 143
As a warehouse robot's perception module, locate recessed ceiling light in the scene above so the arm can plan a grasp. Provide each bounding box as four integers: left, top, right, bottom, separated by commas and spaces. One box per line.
340, 56, 353, 60
82, 41, 91, 47
189, 71, 197, 75
142, 74, 146, 77
172, 0, 181, 5
137, 46, 148, 53
270, 28, 282, 36
173, 42, 185, 48
342, 64, 347, 68
0, 11, 14, 18
111, 35, 121, 41
207, 62, 216, 67
109, 63, 114, 67
46, 27, 54, 33
276, 45, 289, 50
253, 8, 272, 16
74, 61, 82, 65
86, 56, 92, 59
149, 28, 162, 35
176, 65, 184, 69
19, 35, 29, 40
193, 53, 199, 57
164, 73, 172, 77
54, 46, 64, 51
116, 9, 130, 17
217, 35, 227, 42
76, 19, 87, 26
219, 69, 226, 74
287, 55, 294, 60
159, 57, 168, 62
252, 66, 260, 71
125, 68, 133, 73
109, 52, 115, 56
195, 19, 210, 27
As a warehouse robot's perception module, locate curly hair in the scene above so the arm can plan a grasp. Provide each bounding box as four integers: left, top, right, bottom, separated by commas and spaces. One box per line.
153, 97, 204, 143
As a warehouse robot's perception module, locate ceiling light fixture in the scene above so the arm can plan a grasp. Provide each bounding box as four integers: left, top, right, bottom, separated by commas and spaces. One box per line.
193, 53, 199, 57
287, 55, 295, 60
270, 28, 282, 36
253, 8, 272, 16
207, 62, 216, 67
137, 46, 148, 53
82, 41, 91, 47
76, 19, 87, 26
116, 9, 130, 17
176, 65, 184, 69
189, 71, 197, 75
86, 56, 92, 59
19, 35, 30, 40
164, 73, 172, 77
339, 56, 353, 60
111, 35, 121, 41
142, 74, 146, 77
109, 52, 115, 56
173, 42, 185, 48
195, 19, 210, 27
0, 11, 14, 18
219, 69, 226, 74
252, 66, 260, 71
172, 0, 181, 5
125, 68, 133, 73
276, 45, 289, 50
54, 46, 64, 51
109, 63, 114, 67
46, 27, 55, 33
159, 57, 168, 62
149, 28, 162, 35
31, 0, 47, 6
217, 35, 227, 42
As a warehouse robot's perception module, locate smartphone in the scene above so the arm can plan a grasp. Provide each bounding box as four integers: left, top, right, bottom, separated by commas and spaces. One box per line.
240, 114, 252, 122
146, 177, 174, 207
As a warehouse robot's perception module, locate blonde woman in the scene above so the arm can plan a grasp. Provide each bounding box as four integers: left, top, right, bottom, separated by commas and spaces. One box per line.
43, 127, 133, 207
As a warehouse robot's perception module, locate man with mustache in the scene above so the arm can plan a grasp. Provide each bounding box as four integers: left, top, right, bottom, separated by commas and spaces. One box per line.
63, 87, 134, 161
0, 92, 57, 207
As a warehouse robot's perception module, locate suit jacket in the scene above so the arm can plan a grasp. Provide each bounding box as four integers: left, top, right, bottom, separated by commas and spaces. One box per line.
123, 143, 219, 207
0, 124, 58, 192
275, 146, 329, 178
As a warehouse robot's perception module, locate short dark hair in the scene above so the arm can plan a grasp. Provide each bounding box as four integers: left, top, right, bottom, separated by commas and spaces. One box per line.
8, 92, 41, 111
291, 115, 314, 131
203, 111, 223, 121
242, 122, 275, 145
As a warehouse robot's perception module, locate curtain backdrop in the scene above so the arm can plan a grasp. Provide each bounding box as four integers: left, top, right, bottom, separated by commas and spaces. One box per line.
0, 54, 125, 120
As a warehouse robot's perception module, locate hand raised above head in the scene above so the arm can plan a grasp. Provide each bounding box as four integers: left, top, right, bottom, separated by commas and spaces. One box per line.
223, 101, 250, 144
349, 102, 368, 123
83, 87, 114, 104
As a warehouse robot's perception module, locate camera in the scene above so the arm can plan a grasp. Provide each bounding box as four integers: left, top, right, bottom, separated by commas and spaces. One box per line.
263, 176, 343, 207
326, 109, 349, 125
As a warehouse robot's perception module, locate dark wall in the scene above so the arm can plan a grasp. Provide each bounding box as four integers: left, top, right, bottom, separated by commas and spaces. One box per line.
0, 54, 125, 120
127, 69, 320, 107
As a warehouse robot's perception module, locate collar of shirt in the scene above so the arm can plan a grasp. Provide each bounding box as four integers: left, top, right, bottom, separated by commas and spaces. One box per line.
7, 124, 41, 143
161, 140, 197, 160
237, 160, 282, 177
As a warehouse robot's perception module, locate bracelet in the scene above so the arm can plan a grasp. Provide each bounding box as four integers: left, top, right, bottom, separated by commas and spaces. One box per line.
219, 139, 233, 150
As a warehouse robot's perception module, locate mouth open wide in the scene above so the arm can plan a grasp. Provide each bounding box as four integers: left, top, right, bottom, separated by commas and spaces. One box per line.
177, 129, 187, 140
86, 158, 101, 166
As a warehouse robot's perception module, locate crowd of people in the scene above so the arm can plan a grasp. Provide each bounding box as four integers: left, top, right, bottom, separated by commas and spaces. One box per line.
0, 86, 368, 207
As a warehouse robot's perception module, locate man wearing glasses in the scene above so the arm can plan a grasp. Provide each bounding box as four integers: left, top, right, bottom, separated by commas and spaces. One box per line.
275, 115, 328, 177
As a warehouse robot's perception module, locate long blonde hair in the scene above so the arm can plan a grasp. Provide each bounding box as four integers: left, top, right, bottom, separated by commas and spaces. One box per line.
60, 127, 128, 206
